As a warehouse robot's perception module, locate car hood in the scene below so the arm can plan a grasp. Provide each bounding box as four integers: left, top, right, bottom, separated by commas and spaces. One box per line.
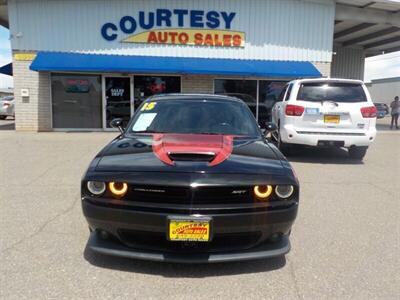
95, 134, 284, 175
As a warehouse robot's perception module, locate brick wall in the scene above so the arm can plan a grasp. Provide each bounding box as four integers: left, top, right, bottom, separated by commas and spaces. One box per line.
312, 62, 331, 77
13, 53, 51, 131
181, 75, 214, 93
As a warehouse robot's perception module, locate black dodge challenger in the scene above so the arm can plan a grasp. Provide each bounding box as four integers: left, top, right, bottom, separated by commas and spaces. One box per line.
82, 94, 299, 263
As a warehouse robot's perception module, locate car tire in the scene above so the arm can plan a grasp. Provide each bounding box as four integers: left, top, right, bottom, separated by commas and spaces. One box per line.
0, 116, 7, 120
348, 146, 368, 160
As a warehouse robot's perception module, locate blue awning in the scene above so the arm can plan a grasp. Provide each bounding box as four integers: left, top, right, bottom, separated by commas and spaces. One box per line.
0, 63, 12, 76
30, 52, 321, 78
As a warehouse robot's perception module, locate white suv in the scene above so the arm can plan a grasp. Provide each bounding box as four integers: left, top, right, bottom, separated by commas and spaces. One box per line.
271, 78, 377, 160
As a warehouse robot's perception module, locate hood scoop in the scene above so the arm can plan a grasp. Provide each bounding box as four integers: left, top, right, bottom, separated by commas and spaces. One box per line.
168, 152, 216, 162
152, 134, 234, 166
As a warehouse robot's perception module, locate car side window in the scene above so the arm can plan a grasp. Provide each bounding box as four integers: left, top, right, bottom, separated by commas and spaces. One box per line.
284, 84, 293, 101
277, 85, 288, 102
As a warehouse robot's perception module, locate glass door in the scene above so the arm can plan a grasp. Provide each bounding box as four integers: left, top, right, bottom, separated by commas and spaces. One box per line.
104, 77, 132, 128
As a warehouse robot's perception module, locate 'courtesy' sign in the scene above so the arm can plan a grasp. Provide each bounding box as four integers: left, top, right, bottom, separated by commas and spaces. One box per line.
101, 9, 245, 48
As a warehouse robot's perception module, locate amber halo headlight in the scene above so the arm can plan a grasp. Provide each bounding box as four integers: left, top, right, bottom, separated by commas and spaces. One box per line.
275, 185, 294, 199
87, 181, 106, 196
253, 185, 273, 200
108, 182, 128, 197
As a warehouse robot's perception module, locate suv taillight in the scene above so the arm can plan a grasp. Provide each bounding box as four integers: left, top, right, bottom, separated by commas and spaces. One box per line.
285, 104, 304, 116
360, 106, 377, 118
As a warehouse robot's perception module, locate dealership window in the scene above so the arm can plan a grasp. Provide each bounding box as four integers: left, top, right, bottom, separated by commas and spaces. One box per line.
51, 74, 102, 128
214, 79, 258, 119
133, 76, 181, 110
258, 81, 287, 123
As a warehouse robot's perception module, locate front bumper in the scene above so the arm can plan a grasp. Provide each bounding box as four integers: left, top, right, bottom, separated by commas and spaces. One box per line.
82, 199, 297, 262
88, 230, 290, 263
0, 106, 13, 116
281, 124, 376, 147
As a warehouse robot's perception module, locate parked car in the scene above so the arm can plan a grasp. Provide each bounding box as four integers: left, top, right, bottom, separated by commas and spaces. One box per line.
374, 102, 389, 119
81, 94, 299, 263
271, 78, 377, 160
0, 96, 15, 120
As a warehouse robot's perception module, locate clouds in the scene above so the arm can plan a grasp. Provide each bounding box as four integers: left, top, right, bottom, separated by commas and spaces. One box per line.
0, 51, 11, 65
0, 26, 11, 52
0, 75, 13, 89
364, 51, 400, 82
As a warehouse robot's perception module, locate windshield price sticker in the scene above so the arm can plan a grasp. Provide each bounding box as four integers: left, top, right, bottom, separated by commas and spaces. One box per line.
141, 102, 157, 111
132, 113, 157, 131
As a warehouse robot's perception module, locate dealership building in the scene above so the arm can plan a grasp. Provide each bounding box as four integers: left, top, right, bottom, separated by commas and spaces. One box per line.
0, 0, 399, 131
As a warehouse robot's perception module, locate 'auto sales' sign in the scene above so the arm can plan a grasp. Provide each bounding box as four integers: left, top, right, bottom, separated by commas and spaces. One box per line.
101, 9, 245, 47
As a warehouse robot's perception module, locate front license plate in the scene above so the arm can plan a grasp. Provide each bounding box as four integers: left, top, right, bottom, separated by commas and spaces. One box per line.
169, 219, 210, 242
324, 115, 340, 123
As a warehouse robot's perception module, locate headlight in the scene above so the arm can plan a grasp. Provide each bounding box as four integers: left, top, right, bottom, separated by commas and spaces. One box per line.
87, 181, 106, 196
253, 185, 273, 200
275, 185, 294, 199
109, 182, 128, 197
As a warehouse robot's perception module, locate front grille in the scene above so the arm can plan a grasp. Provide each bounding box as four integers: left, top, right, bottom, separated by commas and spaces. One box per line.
296, 131, 365, 136
193, 186, 251, 204
118, 229, 262, 253
85, 183, 298, 214
130, 186, 190, 204
127, 185, 252, 205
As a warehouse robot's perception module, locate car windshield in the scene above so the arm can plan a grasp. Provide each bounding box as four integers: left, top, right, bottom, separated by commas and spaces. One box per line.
128, 99, 260, 136
1, 96, 13, 101
297, 82, 367, 103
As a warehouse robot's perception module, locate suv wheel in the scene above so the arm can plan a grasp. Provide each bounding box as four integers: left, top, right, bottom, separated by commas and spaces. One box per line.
348, 146, 368, 160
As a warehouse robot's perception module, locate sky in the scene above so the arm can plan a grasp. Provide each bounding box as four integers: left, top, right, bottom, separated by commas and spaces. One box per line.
0, 26, 13, 89
0, 25, 399, 88
364, 51, 400, 82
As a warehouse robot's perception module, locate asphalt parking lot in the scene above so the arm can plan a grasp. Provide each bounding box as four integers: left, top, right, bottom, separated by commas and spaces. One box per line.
0, 118, 399, 299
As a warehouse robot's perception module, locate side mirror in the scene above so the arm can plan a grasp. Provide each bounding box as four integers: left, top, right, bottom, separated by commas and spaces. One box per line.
110, 118, 124, 134
263, 122, 278, 133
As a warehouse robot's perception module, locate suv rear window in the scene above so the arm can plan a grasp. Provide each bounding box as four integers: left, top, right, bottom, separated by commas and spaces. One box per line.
297, 82, 367, 103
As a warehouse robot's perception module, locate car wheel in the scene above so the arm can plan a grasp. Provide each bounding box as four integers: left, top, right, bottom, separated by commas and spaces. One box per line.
0, 116, 6, 120
348, 146, 368, 160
